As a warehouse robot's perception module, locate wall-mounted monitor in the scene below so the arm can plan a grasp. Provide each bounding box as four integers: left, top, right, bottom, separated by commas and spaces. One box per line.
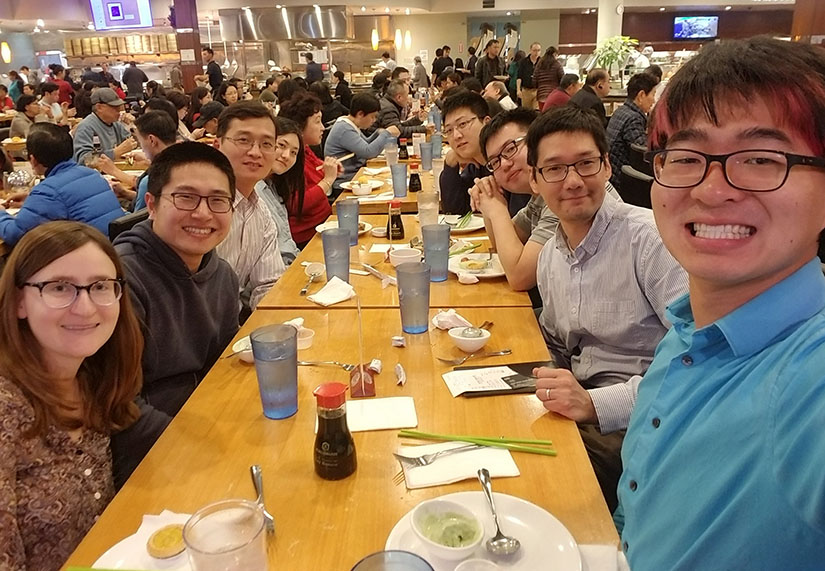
89, 0, 153, 31
673, 16, 719, 40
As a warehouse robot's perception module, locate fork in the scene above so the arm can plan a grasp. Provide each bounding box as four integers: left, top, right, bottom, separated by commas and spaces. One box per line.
436, 348, 512, 366
393, 443, 484, 467
298, 360, 356, 372
250, 465, 275, 534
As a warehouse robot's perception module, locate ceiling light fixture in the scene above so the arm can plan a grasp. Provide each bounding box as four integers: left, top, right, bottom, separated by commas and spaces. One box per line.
361, 5, 366, 11
725, 5, 732, 9
405, 8, 410, 15
371, 28, 379, 51
395, 28, 402, 50
87, 22, 95, 30
36, 19, 44, 27
404, 29, 411, 49
1, 42, 10, 64
659, 7, 666, 11
384, 7, 390, 13
506, 11, 511, 15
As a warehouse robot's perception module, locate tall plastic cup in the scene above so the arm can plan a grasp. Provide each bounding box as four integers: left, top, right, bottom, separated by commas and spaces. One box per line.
391, 163, 408, 198
396, 262, 430, 334
337, 198, 360, 246
251, 324, 298, 420
421, 224, 451, 282
322, 228, 351, 283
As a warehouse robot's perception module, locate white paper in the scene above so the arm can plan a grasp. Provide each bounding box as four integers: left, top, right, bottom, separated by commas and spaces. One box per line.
369, 244, 393, 253
395, 441, 519, 489
441, 366, 518, 398
314, 396, 417, 433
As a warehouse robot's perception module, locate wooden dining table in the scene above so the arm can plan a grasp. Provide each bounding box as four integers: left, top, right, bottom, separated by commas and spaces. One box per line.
63, 306, 618, 570
256, 214, 532, 310
335, 165, 436, 215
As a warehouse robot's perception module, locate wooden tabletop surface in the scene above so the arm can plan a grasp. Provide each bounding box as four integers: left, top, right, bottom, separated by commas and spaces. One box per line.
63, 307, 618, 570
334, 165, 436, 215
256, 214, 531, 310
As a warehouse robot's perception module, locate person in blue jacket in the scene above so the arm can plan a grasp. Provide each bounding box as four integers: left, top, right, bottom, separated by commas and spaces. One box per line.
0, 123, 124, 246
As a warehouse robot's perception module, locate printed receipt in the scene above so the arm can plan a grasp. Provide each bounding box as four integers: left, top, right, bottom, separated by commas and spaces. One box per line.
441, 366, 518, 398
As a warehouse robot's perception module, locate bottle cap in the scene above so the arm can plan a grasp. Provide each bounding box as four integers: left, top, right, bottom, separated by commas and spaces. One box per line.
313, 382, 348, 408
410, 163, 419, 171
390, 199, 402, 208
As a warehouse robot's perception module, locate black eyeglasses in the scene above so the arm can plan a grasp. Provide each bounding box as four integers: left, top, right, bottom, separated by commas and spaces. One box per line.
645, 148, 825, 192
225, 136, 277, 153
163, 192, 233, 213
535, 156, 603, 183
23, 279, 124, 309
486, 136, 526, 172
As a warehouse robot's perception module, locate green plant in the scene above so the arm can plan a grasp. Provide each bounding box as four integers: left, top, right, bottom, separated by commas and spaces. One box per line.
593, 35, 639, 84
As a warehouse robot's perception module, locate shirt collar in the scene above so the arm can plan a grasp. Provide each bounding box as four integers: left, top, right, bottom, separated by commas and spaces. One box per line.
667, 258, 825, 357
554, 186, 619, 259
232, 187, 259, 208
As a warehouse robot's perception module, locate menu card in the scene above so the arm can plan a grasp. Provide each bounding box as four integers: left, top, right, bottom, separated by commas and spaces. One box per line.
441, 361, 553, 398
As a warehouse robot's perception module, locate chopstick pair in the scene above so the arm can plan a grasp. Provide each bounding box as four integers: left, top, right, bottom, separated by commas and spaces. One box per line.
314, 152, 355, 169
398, 429, 557, 457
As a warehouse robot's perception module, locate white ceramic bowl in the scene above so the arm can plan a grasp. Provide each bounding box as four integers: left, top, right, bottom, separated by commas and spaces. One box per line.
389, 247, 422, 267
232, 337, 254, 364
297, 328, 315, 350
410, 499, 483, 561
455, 560, 500, 571
351, 183, 373, 196
448, 327, 491, 353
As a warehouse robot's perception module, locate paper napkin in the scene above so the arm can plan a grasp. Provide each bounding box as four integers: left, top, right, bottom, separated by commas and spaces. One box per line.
358, 191, 396, 203
315, 397, 418, 433
580, 544, 631, 571
364, 166, 390, 175
307, 276, 356, 307
431, 309, 473, 330
395, 441, 519, 489
457, 273, 480, 285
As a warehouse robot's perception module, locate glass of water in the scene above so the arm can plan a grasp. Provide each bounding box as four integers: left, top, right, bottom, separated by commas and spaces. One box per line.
251, 324, 298, 420
183, 499, 268, 571
417, 191, 439, 227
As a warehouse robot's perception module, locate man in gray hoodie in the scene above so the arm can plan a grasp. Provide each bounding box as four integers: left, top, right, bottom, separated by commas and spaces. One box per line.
111, 142, 240, 486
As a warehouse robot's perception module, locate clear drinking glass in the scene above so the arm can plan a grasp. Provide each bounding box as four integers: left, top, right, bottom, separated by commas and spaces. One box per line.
391, 163, 408, 198
322, 228, 351, 283
421, 224, 451, 282
183, 499, 268, 571
251, 324, 298, 420
396, 262, 431, 334
417, 191, 440, 227
337, 198, 360, 246
384, 143, 399, 166
419, 142, 433, 171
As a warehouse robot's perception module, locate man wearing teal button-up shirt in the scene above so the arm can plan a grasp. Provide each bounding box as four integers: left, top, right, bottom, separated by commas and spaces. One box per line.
618, 38, 825, 570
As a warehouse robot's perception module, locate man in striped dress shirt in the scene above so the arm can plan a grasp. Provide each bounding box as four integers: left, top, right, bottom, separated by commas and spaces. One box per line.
527, 106, 688, 511
214, 102, 286, 313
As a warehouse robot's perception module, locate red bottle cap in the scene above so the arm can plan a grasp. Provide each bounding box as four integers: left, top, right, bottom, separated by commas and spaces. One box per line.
410, 163, 419, 171
390, 199, 402, 207
313, 382, 348, 408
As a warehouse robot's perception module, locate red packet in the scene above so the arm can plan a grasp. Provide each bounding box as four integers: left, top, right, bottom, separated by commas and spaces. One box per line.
349, 364, 376, 398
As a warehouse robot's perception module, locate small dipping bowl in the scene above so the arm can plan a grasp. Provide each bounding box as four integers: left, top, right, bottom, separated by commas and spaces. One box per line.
455, 560, 500, 571
297, 327, 315, 350
448, 327, 491, 353
411, 498, 483, 561
232, 336, 254, 364
371, 226, 387, 238
351, 182, 373, 196
389, 247, 422, 267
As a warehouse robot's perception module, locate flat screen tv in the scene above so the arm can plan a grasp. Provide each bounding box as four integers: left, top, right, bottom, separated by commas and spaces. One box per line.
673, 16, 719, 40
89, 0, 153, 31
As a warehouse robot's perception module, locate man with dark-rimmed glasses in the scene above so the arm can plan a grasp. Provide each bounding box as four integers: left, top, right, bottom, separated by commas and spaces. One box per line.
526, 106, 687, 512
112, 141, 240, 485
617, 38, 825, 571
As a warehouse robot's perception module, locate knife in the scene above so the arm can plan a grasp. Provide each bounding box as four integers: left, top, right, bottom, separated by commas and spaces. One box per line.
361, 263, 397, 285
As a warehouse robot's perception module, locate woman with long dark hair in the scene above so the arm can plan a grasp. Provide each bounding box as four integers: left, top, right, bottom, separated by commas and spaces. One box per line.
308, 81, 349, 125
533, 46, 564, 108
185, 86, 211, 128
214, 82, 239, 106
0, 221, 143, 570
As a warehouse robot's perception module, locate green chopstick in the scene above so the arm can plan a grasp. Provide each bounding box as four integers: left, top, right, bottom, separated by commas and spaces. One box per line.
398, 429, 557, 456
454, 211, 474, 230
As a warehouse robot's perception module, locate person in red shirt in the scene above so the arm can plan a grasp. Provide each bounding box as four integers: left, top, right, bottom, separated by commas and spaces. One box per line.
50, 65, 75, 106
0, 85, 13, 111
108, 79, 127, 101
541, 73, 582, 112
278, 92, 341, 247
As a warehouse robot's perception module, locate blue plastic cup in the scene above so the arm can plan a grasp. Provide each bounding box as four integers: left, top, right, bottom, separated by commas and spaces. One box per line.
431, 133, 443, 158
396, 262, 430, 334
429, 107, 442, 132
322, 229, 350, 283
337, 198, 360, 246
251, 325, 298, 420
419, 142, 433, 171
390, 163, 408, 198
421, 224, 450, 282
351, 550, 434, 571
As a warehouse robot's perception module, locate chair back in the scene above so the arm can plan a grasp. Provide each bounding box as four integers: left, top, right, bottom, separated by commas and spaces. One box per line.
629, 143, 653, 176
108, 208, 149, 241
619, 165, 653, 209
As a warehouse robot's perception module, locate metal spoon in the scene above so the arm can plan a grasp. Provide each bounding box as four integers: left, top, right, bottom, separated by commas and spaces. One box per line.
250, 465, 275, 534
477, 468, 521, 556
300, 263, 324, 296
461, 320, 493, 338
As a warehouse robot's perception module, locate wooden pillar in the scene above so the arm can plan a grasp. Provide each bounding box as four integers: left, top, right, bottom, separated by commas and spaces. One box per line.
173, 0, 202, 92
792, 0, 825, 42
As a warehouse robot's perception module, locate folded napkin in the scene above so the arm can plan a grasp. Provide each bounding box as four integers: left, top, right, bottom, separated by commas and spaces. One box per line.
364, 166, 390, 175
315, 396, 418, 433
358, 191, 396, 203
307, 276, 356, 307
283, 317, 305, 330
92, 510, 191, 570
432, 309, 473, 330
580, 544, 630, 571
457, 273, 480, 285
395, 441, 519, 489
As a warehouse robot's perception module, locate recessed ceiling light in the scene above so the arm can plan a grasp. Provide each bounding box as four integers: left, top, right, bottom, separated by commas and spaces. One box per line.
361, 5, 366, 11
384, 6, 390, 12
725, 5, 732, 9
659, 6, 666, 11
506, 11, 511, 15
275, 4, 282, 8
36, 19, 44, 27
405, 8, 410, 14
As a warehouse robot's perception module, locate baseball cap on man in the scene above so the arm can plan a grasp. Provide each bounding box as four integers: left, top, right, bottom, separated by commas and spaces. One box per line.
193, 101, 225, 128
91, 87, 125, 106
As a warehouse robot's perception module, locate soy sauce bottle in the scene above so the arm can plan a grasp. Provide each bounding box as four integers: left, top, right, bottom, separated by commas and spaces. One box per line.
313, 383, 357, 480
387, 199, 405, 240
398, 137, 409, 160
409, 163, 422, 193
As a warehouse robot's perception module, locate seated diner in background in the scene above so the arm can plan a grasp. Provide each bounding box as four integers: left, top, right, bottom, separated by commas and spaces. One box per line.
0, 221, 143, 571
73, 88, 138, 165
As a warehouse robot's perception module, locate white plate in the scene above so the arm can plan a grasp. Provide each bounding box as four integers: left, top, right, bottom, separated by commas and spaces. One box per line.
442, 215, 486, 234
94, 534, 190, 570
448, 254, 505, 279
315, 221, 373, 235
5, 208, 19, 216
385, 491, 582, 571
341, 180, 384, 190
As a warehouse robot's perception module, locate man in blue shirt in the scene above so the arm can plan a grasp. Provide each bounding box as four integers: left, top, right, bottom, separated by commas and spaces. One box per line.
617, 37, 825, 570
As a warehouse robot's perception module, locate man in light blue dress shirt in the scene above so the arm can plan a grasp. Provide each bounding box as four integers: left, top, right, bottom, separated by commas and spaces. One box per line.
527, 106, 688, 511
617, 38, 825, 570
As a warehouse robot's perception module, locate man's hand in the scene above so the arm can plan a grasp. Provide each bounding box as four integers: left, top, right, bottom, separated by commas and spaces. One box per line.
94, 153, 117, 174
417, 108, 428, 122
469, 175, 508, 214
534, 367, 598, 424
191, 127, 206, 140
2, 190, 29, 209
110, 181, 136, 201
114, 138, 138, 159
444, 148, 459, 168
386, 125, 401, 137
